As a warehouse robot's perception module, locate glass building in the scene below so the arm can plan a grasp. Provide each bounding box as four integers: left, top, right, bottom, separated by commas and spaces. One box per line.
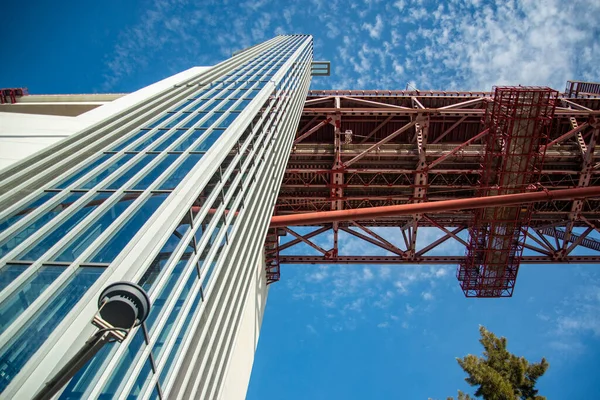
0, 35, 313, 399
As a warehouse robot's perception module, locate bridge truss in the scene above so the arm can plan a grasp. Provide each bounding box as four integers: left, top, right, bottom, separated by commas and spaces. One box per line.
266, 87, 600, 297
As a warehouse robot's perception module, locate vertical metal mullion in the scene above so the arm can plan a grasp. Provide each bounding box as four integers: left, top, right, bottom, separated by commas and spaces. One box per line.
185, 36, 312, 396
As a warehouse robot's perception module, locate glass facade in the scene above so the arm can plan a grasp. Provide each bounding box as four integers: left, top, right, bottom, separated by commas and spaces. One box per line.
0, 34, 313, 398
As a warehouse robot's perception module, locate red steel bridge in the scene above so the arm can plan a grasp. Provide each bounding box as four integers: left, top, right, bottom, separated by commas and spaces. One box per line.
265, 83, 600, 298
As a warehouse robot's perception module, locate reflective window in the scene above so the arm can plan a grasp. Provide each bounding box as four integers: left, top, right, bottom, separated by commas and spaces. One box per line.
125, 356, 153, 400
159, 284, 203, 386
148, 384, 160, 400
0, 266, 64, 335
104, 154, 157, 190
0, 191, 58, 234
89, 193, 168, 263
217, 112, 239, 129
153, 266, 196, 359
98, 328, 145, 399
132, 130, 169, 152
172, 129, 206, 152
2, 192, 85, 259
138, 213, 193, 292
158, 154, 203, 190
79, 154, 135, 189
59, 341, 116, 399
112, 130, 148, 152
131, 154, 178, 190
198, 113, 221, 129
202, 236, 227, 288
153, 130, 187, 152
177, 113, 200, 129
145, 253, 191, 334
53, 194, 140, 262
55, 154, 112, 189
171, 99, 196, 112
18, 193, 110, 261
164, 113, 188, 129
193, 130, 222, 152
0, 267, 104, 393
0, 264, 28, 292
145, 114, 172, 130
197, 99, 220, 113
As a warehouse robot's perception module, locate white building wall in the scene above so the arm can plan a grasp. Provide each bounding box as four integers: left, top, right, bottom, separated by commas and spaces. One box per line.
219, 253, 269, 400
0, 67, 209, 172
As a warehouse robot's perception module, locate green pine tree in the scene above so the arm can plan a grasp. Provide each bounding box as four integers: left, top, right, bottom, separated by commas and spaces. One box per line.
449, 326, 548, 400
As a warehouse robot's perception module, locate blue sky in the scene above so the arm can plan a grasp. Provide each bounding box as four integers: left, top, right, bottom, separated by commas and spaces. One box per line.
2, 0, 600, 398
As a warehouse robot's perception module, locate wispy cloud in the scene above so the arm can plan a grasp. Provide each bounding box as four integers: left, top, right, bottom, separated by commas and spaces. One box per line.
537, 271, 600, 354
101, 0, 598, 92
362, 15, 384, 39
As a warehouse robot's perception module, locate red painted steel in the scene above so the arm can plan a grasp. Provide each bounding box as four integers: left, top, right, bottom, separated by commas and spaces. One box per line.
266, 85, 600, 296
458, 87, 558, 297
0, 88, 28, 104
270, 186, 600, 227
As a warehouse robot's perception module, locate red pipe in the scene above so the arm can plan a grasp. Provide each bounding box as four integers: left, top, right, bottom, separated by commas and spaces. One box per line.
269, 186, 600, 227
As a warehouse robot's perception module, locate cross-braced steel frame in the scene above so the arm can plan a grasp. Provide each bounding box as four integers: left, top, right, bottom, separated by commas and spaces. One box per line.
265, 87, 600, 297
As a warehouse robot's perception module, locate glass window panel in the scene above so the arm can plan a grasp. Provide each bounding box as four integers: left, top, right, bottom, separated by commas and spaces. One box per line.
153, 263, 195, 359
0, 264, 28, 293
125, 356, 153, 400
148, 384, 160, 400
104, 154, 156, 190
195, 195, 222, 245
18, 193, 110, 261
145, 255, 190, 334
201, 229, 227, 289
132, 130, 169, 152
98, 328, 145, 399
158, 154, 203, 190
171, 99, 195, 113
153, 129, 187, 152
159, 285, 202, 386
0, 191, 58, 235
138, 215, 193, 292
0, 267, 104, 393
112, 130, 148, 152
55, 155, 113, 189
216, 112, 238, 129
219, 99, 238, 111
2, 192, 85, 260
197, 99, 219, 113
198, 112, 221, 129
0, 266, 64, 335
181, 113, 206, 129
172, 129, 206, 152
164, 113, 189, 129
89, 193, 168, 263
79, 154, 134, 189
193, 130, 222, 152
233, 99, 251, 111
53, 194, 140, 262
59, 341, 116, 399
131, 154, 178, 191
144, 114, 172, 130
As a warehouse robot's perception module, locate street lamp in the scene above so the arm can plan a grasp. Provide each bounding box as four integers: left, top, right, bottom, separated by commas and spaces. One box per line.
32, 281, 151, 400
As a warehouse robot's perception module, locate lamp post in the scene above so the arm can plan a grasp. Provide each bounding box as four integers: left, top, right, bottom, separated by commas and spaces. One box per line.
32, 281, 151, 400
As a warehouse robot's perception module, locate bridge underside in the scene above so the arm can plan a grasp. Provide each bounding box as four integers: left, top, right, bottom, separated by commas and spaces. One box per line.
266, 88, 600, 297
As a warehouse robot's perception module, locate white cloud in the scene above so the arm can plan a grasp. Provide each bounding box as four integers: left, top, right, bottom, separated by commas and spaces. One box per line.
362, 15, 384, 39
421, 291, 434, 301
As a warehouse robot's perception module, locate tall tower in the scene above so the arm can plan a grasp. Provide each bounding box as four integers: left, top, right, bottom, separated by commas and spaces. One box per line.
0, 35, 313, 399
